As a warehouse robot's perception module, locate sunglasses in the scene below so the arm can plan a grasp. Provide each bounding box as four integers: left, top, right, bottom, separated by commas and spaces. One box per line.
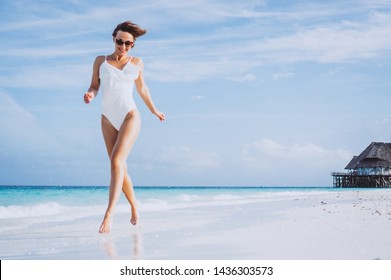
115, 38, 134, 47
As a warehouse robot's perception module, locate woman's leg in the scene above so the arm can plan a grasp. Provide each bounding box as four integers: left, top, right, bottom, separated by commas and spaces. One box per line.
100, 116, 139, 226
100, 110, 141, 233
122, 172, 139, 225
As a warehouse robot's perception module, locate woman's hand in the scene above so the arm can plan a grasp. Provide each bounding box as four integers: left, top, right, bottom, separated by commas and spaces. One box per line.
155, 111, 165, 122
84, 92, 95, 104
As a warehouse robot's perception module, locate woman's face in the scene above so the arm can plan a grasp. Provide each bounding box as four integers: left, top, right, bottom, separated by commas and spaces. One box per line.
113, 30, 134, 55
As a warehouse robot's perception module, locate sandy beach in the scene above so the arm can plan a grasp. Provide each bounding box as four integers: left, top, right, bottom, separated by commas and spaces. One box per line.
1, 188, 391, 260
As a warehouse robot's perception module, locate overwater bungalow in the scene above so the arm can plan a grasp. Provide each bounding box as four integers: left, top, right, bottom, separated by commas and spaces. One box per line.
332, 142, 391, 188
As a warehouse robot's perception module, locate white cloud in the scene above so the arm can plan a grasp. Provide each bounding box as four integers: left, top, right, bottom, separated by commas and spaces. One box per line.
0, 91, 41, 153
192, 95, 203, 100
0, 91, 36, 122
0, 63, 90, 89
238, 74, 257, 82
145, 57, 252, 82
2, 1, 391, 86
257, 12, 391, 63
273, 72, 293, 80
242, 138, 352, 168
138, 146, 221, 171
144, 5, 391, 81
0, 91, 61, 155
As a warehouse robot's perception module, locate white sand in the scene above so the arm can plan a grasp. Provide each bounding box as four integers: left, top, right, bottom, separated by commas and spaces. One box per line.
1, 189, 391, 259
135, 189, 391, 260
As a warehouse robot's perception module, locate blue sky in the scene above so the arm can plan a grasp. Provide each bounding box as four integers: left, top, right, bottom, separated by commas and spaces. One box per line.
1, 0, 391, 186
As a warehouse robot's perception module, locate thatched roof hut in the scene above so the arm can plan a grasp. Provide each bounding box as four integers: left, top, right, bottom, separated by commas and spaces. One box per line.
345, 142, 391, 173
333, 142, 391, 187
331, 142, 391, 188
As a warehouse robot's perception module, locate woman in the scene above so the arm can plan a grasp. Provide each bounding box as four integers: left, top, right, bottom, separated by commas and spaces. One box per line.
84, 21, 165, 234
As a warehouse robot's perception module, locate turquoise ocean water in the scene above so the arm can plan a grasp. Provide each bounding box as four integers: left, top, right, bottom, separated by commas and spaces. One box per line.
0, 185, 346, 221
0, 185, 339, 214
0, 185, 340, 206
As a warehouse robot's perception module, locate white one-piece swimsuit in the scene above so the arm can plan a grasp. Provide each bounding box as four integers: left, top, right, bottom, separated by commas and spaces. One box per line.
99, 56, 140, 130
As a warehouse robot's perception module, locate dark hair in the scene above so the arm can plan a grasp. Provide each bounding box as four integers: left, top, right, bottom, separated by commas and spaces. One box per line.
112, 21, 147, 39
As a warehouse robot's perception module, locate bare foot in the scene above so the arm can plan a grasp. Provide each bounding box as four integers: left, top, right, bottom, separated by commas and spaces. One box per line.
99, 217, 112, 234
130, 208, 139, 225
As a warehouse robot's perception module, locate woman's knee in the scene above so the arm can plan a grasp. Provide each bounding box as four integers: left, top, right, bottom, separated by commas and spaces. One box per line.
110, 153, 125, 170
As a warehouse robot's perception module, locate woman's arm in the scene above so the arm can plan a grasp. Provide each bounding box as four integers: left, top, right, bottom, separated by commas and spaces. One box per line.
84, 56, 104, 104
134, 58, 165, 121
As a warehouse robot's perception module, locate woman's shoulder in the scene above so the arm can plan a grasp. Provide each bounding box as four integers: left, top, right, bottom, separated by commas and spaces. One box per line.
131, 57, 144, 71
131, 56, 143, 65
95, 55, 106, 63
92, 56, 106, 70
